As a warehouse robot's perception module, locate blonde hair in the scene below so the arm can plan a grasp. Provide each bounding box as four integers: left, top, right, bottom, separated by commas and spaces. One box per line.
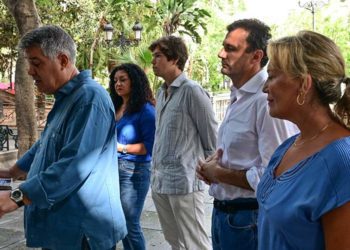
267, 30, 350, 127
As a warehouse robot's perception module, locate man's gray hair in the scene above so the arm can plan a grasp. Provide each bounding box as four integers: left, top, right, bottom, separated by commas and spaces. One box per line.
18, 25, 77, 63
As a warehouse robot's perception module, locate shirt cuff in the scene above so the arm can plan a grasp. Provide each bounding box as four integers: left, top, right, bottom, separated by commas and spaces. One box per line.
19, 176, 53, 209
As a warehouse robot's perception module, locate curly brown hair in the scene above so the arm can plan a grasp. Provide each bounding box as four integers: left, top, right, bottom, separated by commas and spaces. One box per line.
109, 63, 155, 114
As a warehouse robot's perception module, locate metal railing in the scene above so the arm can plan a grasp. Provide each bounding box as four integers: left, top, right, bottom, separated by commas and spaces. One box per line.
0, 107, 16, 125
211, 92, 230, 123
0, 125, 18, 151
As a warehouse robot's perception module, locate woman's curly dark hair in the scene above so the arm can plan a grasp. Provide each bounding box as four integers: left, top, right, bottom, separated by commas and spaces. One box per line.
109, 63, 155, 114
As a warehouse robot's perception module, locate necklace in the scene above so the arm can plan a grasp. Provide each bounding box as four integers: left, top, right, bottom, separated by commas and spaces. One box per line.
293, 122, 331, 147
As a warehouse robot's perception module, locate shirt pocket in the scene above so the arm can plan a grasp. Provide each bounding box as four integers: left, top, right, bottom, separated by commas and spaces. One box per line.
40, 128, 64, 166
163, 109, 183, 158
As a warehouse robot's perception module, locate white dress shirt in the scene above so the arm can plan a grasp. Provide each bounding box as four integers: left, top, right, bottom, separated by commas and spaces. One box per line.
209, 69, 299, 201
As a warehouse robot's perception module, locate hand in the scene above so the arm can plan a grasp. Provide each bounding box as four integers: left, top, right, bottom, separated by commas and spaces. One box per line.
196, 149, 223, 185
0, 164, 27, 180
0, 191, 19, 218
197, 154, 216, 184
196, 164, 212, 185
0, 169, 11, 178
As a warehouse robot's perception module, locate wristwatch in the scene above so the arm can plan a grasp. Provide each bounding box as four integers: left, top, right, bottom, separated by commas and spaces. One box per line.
122, 144, 128, 154
10, 188, 24, 207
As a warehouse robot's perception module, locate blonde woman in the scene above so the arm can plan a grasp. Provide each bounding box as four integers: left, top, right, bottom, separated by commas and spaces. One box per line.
258, 30, 350, 250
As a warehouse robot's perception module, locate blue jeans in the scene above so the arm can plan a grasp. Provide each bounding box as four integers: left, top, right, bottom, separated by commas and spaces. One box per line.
212, 204, 258, 250
119, 160, 151, 250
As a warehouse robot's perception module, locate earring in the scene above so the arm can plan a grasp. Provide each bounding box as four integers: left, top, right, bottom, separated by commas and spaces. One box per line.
296, 92, 305, 106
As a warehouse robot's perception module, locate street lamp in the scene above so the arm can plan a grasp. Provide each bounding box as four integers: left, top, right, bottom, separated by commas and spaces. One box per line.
103, 21, 143, 52
132, 21, 143, 41
103, 23, 114, 42
298, 0, 329, 31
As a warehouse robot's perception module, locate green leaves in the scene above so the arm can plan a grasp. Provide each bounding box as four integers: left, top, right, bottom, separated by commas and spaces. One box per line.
143, 0, 211, 42
0, 2, 18, 81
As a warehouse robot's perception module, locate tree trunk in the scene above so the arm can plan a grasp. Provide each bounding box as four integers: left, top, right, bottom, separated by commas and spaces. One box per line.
89, 16, 108, 77
2, 0, 41, 157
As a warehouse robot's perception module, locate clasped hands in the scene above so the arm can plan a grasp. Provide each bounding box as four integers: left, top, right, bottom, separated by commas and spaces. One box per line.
196, 149, 223, 185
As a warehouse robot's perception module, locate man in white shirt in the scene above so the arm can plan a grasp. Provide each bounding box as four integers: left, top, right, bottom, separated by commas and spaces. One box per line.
196, 19, 298, 250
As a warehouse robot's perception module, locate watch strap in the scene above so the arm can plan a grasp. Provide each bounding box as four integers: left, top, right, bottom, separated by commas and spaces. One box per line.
14, 199, 24, 207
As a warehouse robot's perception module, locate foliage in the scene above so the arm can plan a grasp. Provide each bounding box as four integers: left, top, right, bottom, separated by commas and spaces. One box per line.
189, 0, 233, 91
35, 0, 110, 80
0, 0, 213, 90
143, 0, 211, 43
275, 1, 350, 75
322, 18, 350, 75
106, 0, 212, 89
0, 3, 18, 81
1, 0, 349, 92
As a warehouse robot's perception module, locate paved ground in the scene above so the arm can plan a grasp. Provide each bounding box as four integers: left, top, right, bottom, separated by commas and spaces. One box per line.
0, 182, 213, 249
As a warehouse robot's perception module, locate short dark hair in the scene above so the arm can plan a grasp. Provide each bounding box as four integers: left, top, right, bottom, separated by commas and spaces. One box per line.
227, 19, 271, 67
149, 36, 188, 71
109, 63, 155, 114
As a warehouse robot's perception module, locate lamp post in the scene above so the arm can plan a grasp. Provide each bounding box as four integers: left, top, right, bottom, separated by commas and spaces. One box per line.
298, 0, 329, 31
103, 21, 143, 53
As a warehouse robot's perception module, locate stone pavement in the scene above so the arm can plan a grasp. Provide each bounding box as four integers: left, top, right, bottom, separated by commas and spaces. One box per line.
0, 182, 213, 250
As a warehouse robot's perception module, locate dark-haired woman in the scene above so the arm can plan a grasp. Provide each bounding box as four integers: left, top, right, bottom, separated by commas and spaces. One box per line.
109, 63, 156, 250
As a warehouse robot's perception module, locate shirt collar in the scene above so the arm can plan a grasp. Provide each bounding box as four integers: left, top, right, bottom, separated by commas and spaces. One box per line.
161, 72, 186, 90
230, 69, 268, 101
54, 70, 91, 100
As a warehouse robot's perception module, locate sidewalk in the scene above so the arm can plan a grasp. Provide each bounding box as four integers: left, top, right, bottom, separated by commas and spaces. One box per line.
0, 183, 213, 249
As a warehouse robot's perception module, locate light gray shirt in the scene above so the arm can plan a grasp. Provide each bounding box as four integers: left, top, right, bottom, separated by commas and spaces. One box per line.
151, 73, 218, 194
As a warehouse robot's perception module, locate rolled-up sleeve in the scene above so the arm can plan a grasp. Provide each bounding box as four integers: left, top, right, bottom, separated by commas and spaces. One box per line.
247, 102, 298, 191
17, 141, 40, 173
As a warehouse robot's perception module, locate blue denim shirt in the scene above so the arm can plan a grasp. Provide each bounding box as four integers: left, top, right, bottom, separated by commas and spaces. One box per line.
117, 102, 155, 162
17, 70, 127, 249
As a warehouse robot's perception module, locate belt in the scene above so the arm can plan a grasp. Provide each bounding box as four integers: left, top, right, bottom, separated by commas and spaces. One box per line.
214, 198, 258, 213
